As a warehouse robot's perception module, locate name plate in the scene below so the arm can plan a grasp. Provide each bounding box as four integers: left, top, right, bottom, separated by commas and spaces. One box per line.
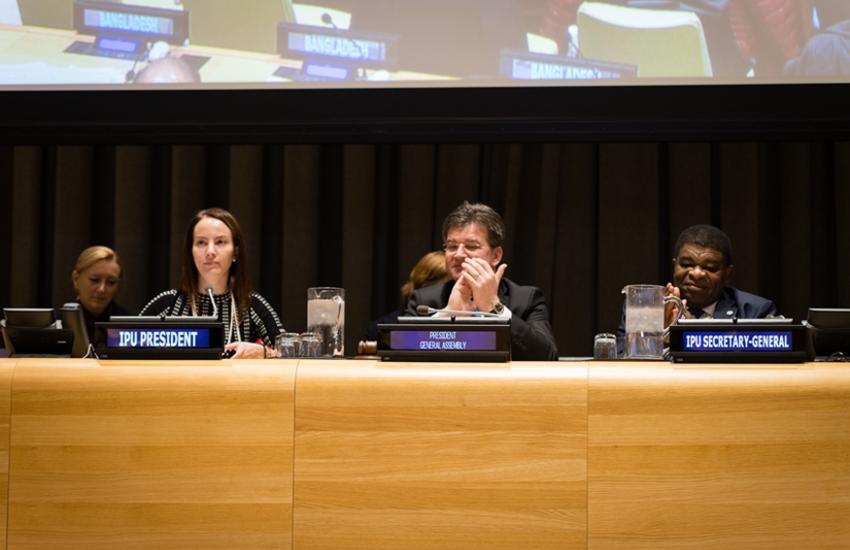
377, 322, 510, 362
74, 0, 190, 44
669, 321, 810, 363
500, 50, 637, 81
277, 22, 399, 68
96, 319, 224, 360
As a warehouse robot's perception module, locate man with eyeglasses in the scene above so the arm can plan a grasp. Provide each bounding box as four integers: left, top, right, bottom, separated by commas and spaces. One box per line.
406, 201, 559, 360
616, 224, 779, 355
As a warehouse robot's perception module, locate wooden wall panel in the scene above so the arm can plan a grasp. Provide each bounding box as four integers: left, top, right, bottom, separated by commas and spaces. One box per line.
7, 359, 296, 549
293, 361, 588, 550
588, 363, 850, 549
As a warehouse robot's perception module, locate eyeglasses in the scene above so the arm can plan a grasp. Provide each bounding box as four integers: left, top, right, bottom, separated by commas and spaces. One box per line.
443, 241, 484, 253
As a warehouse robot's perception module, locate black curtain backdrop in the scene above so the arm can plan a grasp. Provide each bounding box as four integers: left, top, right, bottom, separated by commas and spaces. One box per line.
1, 142, 848, 356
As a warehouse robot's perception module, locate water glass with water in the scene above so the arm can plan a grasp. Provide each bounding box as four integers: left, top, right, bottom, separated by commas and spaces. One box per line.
275, 332, 301, 358
307, 287, 345, 357
593, 333, 617, 360
299, 332, 323, 358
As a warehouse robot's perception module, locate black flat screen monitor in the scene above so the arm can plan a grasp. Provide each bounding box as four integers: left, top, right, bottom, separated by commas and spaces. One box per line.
1, 308, 74, 356
3, 308, 55, 328
807, 308, 850, 358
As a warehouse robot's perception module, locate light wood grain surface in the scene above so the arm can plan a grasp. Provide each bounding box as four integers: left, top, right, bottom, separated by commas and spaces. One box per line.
293, 360, 588, 550
588, 362, 850, 549
0, 360, 15, 549
7, 358, 297, 549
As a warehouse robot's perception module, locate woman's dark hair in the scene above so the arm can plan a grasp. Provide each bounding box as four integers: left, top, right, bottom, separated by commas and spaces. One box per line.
179, 207, 252, 318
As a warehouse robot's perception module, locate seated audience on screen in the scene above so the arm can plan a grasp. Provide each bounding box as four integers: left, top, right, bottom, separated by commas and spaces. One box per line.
140, 207, 283, 358
406, 201, 559, 361
785, 17, 850, 76
72, 246, 130, 342
363, 250, 450, 342
616, 224, 779, 355
540, 0, 808, 78
350, 0, 525, 78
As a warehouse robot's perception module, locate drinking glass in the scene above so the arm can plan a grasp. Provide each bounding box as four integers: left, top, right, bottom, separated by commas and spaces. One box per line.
593, 333, 617, 360
307, 287, 344, 357
275, 332, 301, 358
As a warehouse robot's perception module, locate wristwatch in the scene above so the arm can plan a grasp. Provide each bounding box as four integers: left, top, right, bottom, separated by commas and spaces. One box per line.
489, 301, 505, 315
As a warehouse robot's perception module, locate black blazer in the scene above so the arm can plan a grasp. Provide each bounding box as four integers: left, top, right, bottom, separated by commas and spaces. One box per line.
406, 277, 559, 361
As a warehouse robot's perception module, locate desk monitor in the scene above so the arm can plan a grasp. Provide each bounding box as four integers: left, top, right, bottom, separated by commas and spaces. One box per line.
807, 308, 850, 358
3, 307, 55, 328
808, 308, 850, 330
181, 0, 295, 54
1, 308, 73, 356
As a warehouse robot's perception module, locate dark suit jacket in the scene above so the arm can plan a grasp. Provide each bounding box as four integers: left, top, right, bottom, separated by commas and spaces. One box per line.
616, 286, 778, 356
406, 277, 559, 361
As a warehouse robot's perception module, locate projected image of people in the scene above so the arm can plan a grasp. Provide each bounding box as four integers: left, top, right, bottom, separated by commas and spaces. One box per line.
350, 0, 526, 78
540, 0, 817, 79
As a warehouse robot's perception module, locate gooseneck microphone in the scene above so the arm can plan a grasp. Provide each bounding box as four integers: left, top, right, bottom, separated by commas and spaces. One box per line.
206, 286, 219, 319
415, 305, 501, 318
321, 12, 366, 61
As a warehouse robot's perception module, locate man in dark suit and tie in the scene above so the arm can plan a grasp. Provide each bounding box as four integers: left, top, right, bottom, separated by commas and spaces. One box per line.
406, 201, 559, 361
617, 224, 778, 355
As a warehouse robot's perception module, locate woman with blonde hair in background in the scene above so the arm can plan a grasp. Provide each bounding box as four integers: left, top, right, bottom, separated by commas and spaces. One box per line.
71, 245, 129, 341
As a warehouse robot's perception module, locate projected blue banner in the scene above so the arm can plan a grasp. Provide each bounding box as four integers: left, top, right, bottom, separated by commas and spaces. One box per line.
390, 330, 497, 351
107, 328, 211, 349
682, 331, 793, 352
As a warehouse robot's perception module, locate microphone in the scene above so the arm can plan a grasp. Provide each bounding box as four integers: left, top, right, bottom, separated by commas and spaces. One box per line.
415, 305, 501, 318
321, 12, 366, 61
205, 286, 219, 319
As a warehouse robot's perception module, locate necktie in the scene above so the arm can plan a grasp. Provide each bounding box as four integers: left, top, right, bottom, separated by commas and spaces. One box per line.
688, 306, 705, 319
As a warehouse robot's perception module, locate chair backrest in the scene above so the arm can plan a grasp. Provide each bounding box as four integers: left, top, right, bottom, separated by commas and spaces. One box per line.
180, 0, 295, 53
577, 1, 713, 77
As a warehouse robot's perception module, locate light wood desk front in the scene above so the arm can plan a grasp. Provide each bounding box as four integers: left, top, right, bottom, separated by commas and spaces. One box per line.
0, 359, 848, 549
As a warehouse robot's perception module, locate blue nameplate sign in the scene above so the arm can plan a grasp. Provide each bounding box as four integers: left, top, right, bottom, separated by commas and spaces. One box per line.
107, 328, 212, 349
500, 50, 637, 81
96, 318, 224, 360
669, 321, 809, 363
377, 321, 510, 362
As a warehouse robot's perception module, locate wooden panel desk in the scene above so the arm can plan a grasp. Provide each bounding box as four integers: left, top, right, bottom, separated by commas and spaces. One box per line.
0, 360, 13, 549
293, 361, 588, 550
588, 362, 850, 549
6, 359, 296, 549
0, 359, 848, 549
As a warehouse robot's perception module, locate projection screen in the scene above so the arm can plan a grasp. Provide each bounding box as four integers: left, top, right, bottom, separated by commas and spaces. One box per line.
1, 0, 848, 89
